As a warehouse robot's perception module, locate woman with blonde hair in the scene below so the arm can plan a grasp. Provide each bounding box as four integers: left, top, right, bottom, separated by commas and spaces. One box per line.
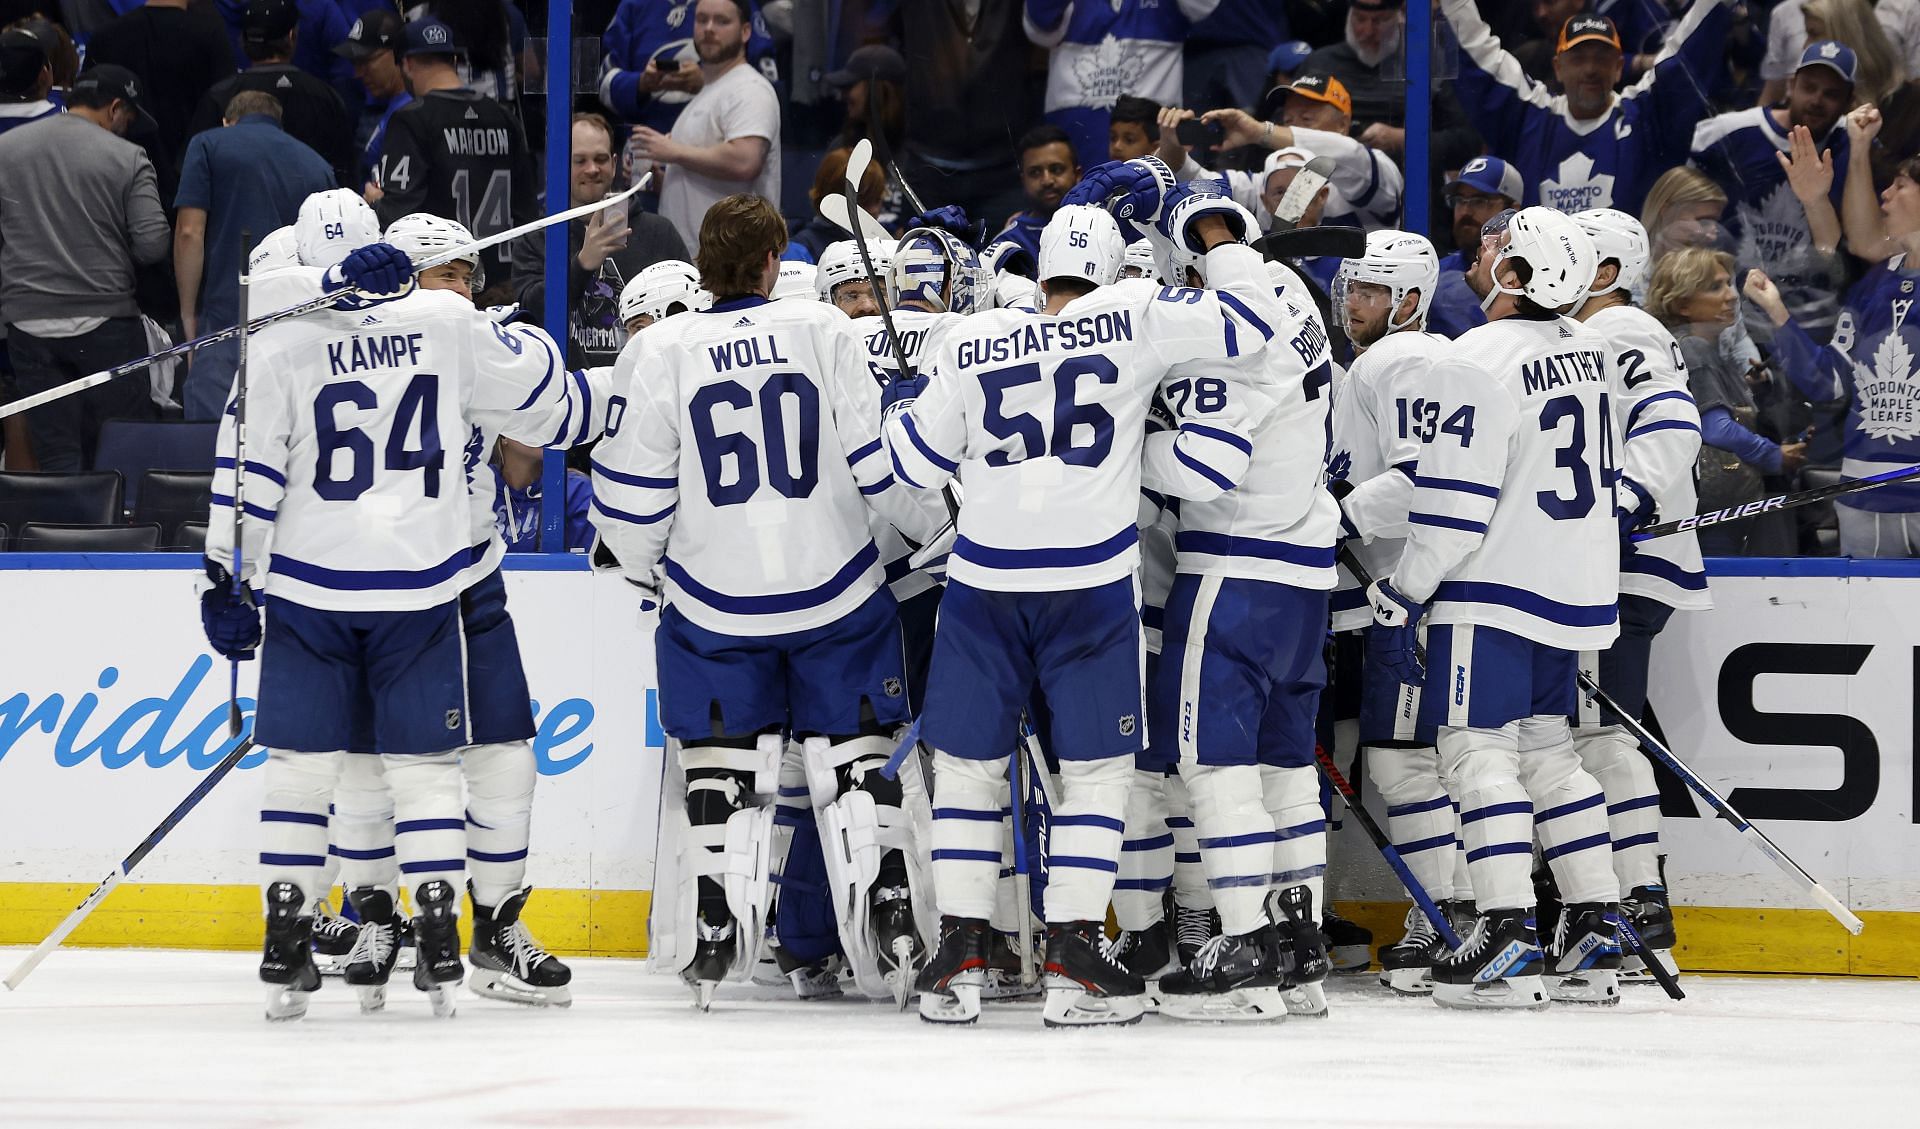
1639, 166, 1766, 366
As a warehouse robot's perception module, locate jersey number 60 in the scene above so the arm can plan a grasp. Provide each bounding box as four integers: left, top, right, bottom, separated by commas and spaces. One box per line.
689, 374, 821, 506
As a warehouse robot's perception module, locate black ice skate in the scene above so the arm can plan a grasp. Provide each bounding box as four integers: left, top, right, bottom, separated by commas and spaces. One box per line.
915, 915, 989, 1025
1618, 884, 1679, 985
870, 885, 923, 1011
772, 940, 844, 1001
1173, 902, 1220, 965
1431, 908, 1549, 1011
1321, 907, 1373, 973
1041, 921, 1145, 1028
409, 879, 464, 1018
981, 928, 1042, 1000
1379, 905, 1447, 996
309, 894, 358, 976
1102, 919, 1180, 1011
1547, 902, 1623, 1006
469, 884, 573, 1008
343, 887, 403, 1013
1272, 884, 1331, 1017
682, 913, 738, 1012
260, 882, 320, 1021
1157, 925, 1290, 1024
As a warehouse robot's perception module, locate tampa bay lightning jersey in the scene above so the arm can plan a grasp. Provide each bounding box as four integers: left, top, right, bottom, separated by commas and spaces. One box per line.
1444, 0, 1727, 215
1771, 254, 1920, 512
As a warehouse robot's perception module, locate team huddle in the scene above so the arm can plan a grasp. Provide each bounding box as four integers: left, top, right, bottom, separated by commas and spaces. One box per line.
200, 153, 1703, 1027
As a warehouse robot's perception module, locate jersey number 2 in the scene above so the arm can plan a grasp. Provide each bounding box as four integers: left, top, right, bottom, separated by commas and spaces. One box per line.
314, 374, 442, 501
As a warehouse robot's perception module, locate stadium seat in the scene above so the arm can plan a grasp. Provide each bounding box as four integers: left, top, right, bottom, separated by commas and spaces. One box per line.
0, 472, 124, 547
135, 471, 214, 548
175, 521, 208, 553
14, 522, 162, 552
91, 419, 218, 511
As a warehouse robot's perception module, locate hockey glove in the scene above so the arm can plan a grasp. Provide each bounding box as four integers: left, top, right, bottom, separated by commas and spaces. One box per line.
1615, 474, 1657, 539
1062, 156, 1178, 225
1366, 577, 1426, 687
200, 560, 261, 660
907, 205, 980, 246
1157, 182, 1259, 252
323, 242, 416, 307
881, 372, 927, 419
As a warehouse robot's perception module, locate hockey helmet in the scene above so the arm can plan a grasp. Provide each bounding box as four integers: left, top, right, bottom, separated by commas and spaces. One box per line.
1486, 206, 1596, 312
1334, 229, 1439, 333
887, 226, 992, 314
1571, 208, 1651, 298
1036, 204, 1125, 291
770, 259, 817, 301
383, 212, 484, 292
248, 225, 300, 274
815, 238, 896, 304
619, 259, 710, 328
295, 188, 382, 269
1119, 239, 1163, 283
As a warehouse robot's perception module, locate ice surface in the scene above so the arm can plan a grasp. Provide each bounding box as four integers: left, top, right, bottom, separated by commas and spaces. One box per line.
2, 949, 1915, 1128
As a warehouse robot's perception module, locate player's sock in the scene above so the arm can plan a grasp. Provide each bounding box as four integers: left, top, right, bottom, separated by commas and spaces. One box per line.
260, 750, 344, 994
1517, 718, 1618, 907
1260, 764, 1327, 922
1182, 762, 1275, 937
1439, 725, 1535, 911
929, 750, 1004, 922
1043, 755, 1130, 925
1575, 725, 1663, 891
383, 751, 467, 895
1112, 769, 1173, 933
1365, 743, 1458, 903
329, 753, 397, 907
462, 741, 537, 908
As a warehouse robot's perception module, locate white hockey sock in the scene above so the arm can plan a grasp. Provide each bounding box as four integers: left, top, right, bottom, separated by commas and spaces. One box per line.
462, 741, 537, 908
1166, 772, 1213, 912
382, 751, 466, 900
930, 750, 1005, 921
1183, 763, 1274, 936
330, 752, 397, 898
1113, 770, 1173, 931
1440, 725, 1533, 911
1519, 717, 1618, 906
1365, 743, 1457, 903
1450, 809, 1474, 903
1262, 764, 1326, 910
1575, 725, 1662, 891
1044, 756, 1130, 924
260, 749, 344, 905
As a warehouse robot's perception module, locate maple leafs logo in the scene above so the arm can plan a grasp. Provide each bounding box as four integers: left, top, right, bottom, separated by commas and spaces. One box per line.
1736, 182, 1812, 276
1327, 449, 1353, 482
1069, 35, 1151, 106
1539, 151, 1615, 213
1860, 329, 1920, 442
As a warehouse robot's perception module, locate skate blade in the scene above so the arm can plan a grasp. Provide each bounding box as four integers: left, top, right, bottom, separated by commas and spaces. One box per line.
1041, 977, 1145, 1028
917, 980, 981, 1025
354, 983, 387, 1013
1328, 944, 1372, 973
1549, 971, 1621, 1006
1381, 967, 1435, 996
981, 970, 1042, 1000
689, 979, 720, 1011
788, 971, 845, 1001
887, 937, 918, 1012
264, 984, 313, 1022
1282, 982, 1329, 1017
413, 973, 460, 1018
1159, 985, 1287, 1024
1619, 949, 1679, 984
469, 968, 572, 1008
1433, 975, 1550, 1011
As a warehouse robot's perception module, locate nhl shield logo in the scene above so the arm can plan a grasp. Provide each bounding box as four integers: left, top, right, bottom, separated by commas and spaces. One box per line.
883, 676, 903, 698
1118, 714, 1137, 737
445, 709, 462, 731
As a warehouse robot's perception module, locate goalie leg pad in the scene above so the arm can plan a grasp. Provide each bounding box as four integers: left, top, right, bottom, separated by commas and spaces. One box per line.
330, 751, 397, 897
261, 749, 344, 898
1260, 764, 1326, 912
1113, 770, 1173, 932
1182, 762, 1274, 936
461, 740, 537, 908
1519, 716, 1618, 906
1365, 743, 1457, 903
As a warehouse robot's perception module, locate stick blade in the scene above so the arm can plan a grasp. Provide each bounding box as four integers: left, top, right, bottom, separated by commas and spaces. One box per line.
1255, 226, 1367, 263
819, 192, 891, 245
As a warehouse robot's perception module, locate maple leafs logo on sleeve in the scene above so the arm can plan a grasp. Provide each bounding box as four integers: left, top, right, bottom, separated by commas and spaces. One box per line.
1860, 328, 1920, 442
1328, 449, 1353, 482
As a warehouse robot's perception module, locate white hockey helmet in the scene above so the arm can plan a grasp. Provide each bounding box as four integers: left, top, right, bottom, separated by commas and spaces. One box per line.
771, 259, 817, 301
1572, 207, 1651, 298
1334, 229, 1440, 332
1119, 239, 1163, 283
1037, 204, 1125, 291
294, 188, 382, 269
815, 238, 896, 303
619, 259, 709, 326
993, 270, 1039, 311
383, 212, 484, 291
248, 225, 300, 274
887, 226, 992, 314
1487, 206, 1597, 312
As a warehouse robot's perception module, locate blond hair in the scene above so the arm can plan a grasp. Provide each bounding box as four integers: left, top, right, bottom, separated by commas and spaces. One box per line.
1805, 0, 1903, 104
1645, 246, 1734, 327
1640, 166, 1728, 257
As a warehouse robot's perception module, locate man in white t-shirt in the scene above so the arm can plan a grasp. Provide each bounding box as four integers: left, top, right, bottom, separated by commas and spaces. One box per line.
629, 0, 780, 247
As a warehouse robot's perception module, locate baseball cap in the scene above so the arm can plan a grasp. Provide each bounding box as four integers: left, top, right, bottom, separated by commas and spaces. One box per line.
243, 0, 298, 43
1797, 40, 1858, 85
824, 44, 906, 89
1447, 156, 1524, 204
1264, 146, 1317, 176
1286, 74, 1351, 118
70, 63, 158, 130
1266, 40, 1312, 76
1558, 14, 1621, 53
333, 8, 402, 61
403, 16, 464, 57
0, 27, 48, 100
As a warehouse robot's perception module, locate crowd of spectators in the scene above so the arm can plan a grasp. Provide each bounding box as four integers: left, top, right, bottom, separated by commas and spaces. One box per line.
2, 0, 1920, 557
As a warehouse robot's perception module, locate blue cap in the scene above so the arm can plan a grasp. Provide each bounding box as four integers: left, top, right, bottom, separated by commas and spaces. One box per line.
1447, 156, 1523, 204
1797, 40, 1857, 84
1267, 40, 1312, 76
403, 16, 463, 57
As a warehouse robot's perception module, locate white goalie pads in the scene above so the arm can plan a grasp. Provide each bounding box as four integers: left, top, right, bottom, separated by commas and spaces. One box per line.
647, 735, 783, 982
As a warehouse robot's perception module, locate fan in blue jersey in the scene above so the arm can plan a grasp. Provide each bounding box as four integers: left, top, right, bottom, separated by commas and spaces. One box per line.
1442, 0, 1731, 215
1692, 40, 1856, 345
598, 0, 778, 134
1022, 0, 1205, 171
1428, 158, 1523, 340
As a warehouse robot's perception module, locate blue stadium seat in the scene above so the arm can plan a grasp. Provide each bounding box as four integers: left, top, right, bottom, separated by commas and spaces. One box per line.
91, 420, 218, 512
0, 472, 124, 548
14, 522, 161, 552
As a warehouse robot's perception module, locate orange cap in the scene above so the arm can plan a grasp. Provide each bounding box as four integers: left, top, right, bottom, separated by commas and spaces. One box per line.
1286, 74, 1352, 118
1557, 14, 1622, 53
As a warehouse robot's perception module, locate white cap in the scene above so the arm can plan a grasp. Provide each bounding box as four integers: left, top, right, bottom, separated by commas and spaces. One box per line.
1492, 207, 1597, 311
816, 239, 896, 302
1264, 146, 1316, 175
382, 212, 483, 290
248, 225, 300, 274
1036, 204, 1125, 290
619, 259, 709, 325
1571, 207, 1651, 298
294, 188, 382, 269
771, 259, 817, 301
1335, 229, 1440, 331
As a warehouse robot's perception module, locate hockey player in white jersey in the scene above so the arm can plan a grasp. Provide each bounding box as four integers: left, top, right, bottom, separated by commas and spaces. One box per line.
589, 195, 944, 1010
620, 260, 713, 335
815, 237, 896, 319
197, 237, 582, 1021
1325, 231, 1476, 994
1363, 207, 1626, 1010
883, 157, 1293, 1027
1571, 208, 1709, 983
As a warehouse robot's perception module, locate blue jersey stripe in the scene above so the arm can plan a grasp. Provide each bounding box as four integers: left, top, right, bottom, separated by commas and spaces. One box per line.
591, 458, 675, 490
1413, 474, 1500, 499
1627, 419, 1700, 440
1432, 580, 1617, 628
214, 456, 287, 486
1183, 421, 1253, 455
511, 331, 561, 411
664, 540, 878, 616
1623, 551, 1709, 590
848, 437, 883, 465
1409, 511, 1488, 534
953, 526, 1136, 569
859, 474, 895, 496
269, 543, 479, 591
1625, 389, 1694, 433
591, 496, 674, 526
900, 413, 958, 474
1174, 445, 1237, 492
1217, 291, 1274, 340
1174, 530, 1335, 567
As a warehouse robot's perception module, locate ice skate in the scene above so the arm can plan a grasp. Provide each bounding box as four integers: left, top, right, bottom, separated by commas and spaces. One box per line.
1158, 925, 1289, 1023
1547, 902, 1623, 1006
409, 879, 463, 1018
1618, 884, 1679, 985
1102, 919, 1180, 1011
343, 887, 402, 1013
916, 915, 988, 1025
1041, 921, 1145, 1028
981, 929, 1041, 1000
870, 885, 923, 1011
469, 884, 573, 1008
1271, 884, 1331, 1017
681, 913, 737, 1012
1431, 908, 1549, 1011
260, 882, 320, 1022
1378, 905, 1445, 996
773, 942, 844, 1001
1321, 907, 1373, 973
1172, 902, 1220, 965
310, 895, 358, 976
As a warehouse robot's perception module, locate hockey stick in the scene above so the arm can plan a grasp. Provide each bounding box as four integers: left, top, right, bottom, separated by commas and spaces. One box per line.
227, 232, 252, 739
1254, 226, 1368, 263
1007, 721, 1038, 988
864, 120, 930, 219
1629, 462, 1920, 542
0, 178, 652, 422
5, 738, 258, 990
1575, 670, 1865, 936
1268, 155, 1336, 234
1614, 911, 1685, 1000
1313, 743, 1462, 950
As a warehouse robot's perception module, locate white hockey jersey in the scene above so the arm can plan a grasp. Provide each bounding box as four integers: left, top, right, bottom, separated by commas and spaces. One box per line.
884, 243, 1291, 593
856, 308, 967, 604
589, 295, 943, 636
1329, 331, 1454, 630
1177, 127, 1404, 233
208, 283, 574, 613
1584, 303, 1710, 612
1392, 314, 1622, 651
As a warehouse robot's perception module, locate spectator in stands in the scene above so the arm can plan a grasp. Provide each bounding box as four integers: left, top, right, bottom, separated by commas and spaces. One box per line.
85, 0, 237, 202
213, 0, 355, 107
1025, 0, 1198, 171
509, 112, 687, 370
0, 24, 55, 136
495, 438, 594, 552
629, 0, 780, 252
417, 0, 525, 111
989, 124, 1080, 274
1262, 39, 1314, 95
1441, 0, 1729, 215
191, 0, 353, 186
1650, 246, 1803, 556
1301, 0, 1406, 131
174, 89, 334, 421
333, 7, 408, 195
599, 0, 778, 134
1185, 0, 1293, 114
12, 15, 75, 94
1427, 157, 1524, 340
0, 64, 169, 472
1761, 0, 1909, 108
1509, 0, 1587, 86
1109, 94, 1161, 161
825, 44, 907, 227
785, 147, 884, 264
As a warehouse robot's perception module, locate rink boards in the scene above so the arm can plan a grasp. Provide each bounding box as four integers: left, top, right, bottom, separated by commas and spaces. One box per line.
0, 555, 1914, 975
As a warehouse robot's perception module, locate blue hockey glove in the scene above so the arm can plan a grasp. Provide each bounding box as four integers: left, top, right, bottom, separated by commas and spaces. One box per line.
323, 242, 416, 306
907, 205, 978, 245
1062, 156, 1178, 225
1366, 577, 1426, 687
881, 372, 927, 419
1616, 474, 1657, 539
200, 560, 261, 660
1156, 180, 1258, 251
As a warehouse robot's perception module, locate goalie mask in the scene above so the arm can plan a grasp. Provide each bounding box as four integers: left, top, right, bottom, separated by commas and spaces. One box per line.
886, 226, 991, 314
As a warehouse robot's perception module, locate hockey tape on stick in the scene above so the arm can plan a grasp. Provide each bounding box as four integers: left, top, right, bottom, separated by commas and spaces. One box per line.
0, 176, 653, 422
1269, 155, 1336, 233
5, 738, 258, 990
1629, 462, 1920, 542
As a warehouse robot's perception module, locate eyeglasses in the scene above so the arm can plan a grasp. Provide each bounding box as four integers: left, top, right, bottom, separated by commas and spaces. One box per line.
1446, 192, 1505, 211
